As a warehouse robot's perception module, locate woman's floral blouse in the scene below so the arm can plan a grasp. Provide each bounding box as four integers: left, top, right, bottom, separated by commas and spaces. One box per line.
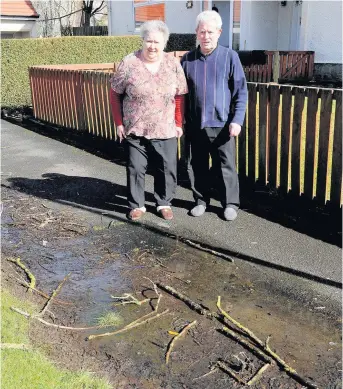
110, 50, 188, 139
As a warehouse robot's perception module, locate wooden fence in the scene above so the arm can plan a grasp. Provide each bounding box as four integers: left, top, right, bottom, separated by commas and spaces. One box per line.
29, 63, 342, 208
242, 51, 314, 83
72, 26, 108, 36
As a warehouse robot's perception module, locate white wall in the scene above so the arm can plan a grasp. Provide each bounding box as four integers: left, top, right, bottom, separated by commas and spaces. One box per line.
277, 2, 293, 50
165, 1, 202, 33
108, 0, 201, 36
108, 0, 135, 36
299, 1, 342, 63
0, 18, 38, 38
240, 0, 278, 50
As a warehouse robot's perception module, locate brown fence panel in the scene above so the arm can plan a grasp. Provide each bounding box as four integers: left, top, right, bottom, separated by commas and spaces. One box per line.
268, 85, 280, 188
239, 115, 247, 178
258, 84, 268, 185
291, 87, 305, 196
316, 89, 333, 204
88, 71, 97, 134
83, 71, 92, 133
330, 90, 342, 206
247, 83, 257, 181
304, 88, 319, 200
280, 85, 292, 192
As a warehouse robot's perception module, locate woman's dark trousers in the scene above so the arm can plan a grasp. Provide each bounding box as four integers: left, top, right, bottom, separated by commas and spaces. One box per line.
126, 136, 177, 209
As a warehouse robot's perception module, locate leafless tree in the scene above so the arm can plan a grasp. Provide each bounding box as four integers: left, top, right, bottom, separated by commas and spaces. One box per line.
81, 1, 107, 27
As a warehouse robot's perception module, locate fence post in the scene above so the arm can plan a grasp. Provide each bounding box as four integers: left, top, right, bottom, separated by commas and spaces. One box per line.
272, 51, 280, 83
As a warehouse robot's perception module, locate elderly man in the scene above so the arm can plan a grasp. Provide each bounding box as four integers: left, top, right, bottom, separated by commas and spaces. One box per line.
181, 10, 247, 221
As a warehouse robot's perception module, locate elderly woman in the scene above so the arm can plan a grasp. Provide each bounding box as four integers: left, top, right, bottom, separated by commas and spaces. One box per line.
110, 21, 188, 221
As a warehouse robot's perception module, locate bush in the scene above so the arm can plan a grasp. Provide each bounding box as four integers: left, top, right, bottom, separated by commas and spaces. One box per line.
166, 33, 196, 52
1, 36, 142, 108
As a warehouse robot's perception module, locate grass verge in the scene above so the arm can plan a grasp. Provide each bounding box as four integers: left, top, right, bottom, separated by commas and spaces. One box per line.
1, 288, 112, 389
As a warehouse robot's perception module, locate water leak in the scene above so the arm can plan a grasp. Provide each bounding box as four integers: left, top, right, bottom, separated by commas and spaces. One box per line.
2, 189, 341, 388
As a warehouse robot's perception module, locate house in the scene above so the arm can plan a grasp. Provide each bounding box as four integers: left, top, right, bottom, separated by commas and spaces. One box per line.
107, 0, 342, 82
0, 0, 39, 38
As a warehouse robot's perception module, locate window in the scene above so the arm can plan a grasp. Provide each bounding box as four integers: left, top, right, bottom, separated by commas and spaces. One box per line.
134, 0, 165, 29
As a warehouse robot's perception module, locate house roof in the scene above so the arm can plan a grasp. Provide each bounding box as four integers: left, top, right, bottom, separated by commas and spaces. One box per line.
0, 0, 39, 18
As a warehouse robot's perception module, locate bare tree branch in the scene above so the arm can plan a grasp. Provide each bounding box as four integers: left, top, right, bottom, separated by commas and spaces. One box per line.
40, 8, 82, 22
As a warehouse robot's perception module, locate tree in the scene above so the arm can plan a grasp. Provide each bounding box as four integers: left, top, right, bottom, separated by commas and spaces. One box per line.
81, 1, 107, 27
32, 0, 81, 37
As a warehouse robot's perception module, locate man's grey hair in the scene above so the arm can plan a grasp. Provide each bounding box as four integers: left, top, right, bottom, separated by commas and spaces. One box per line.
140, 20, 170, 47
196, 10, 222, 30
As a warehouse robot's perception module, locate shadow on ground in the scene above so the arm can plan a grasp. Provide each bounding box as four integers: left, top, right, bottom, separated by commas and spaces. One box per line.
3, 173, 342, 289
3, 116, 342, 249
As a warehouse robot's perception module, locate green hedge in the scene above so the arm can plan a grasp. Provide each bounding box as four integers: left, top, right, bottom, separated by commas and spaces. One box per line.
1, 36, 142, 108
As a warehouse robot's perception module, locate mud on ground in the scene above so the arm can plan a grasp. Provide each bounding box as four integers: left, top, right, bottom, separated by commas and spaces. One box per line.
1, 186, 342, 389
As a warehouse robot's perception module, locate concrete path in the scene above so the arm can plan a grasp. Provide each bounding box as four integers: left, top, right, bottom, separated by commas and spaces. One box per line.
1, 119, 342, 298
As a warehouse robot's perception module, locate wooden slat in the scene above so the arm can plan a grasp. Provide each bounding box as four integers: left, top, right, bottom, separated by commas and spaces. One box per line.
316, 89, 333, 204
268, 85, 280, 187
330, 90, 342, 206
308, 54, 314, 78
29, 69, 37, 118
109, 73, 117, 140
239, 115, 247, 178
70, 72, 78, 130
267, 53, 273, 82
247, 83, 257, 181
29, 69, 36, 118
92, 72, 101, 136
82, 72, 91, 133
62, 71, 71, 128
69, 71, 77, 129
64, 70, 72, 127
98, 73, 107, 138
93, 72, 101, 136
74, 71, 82, 130
99, 72, 108, 138
52, 70, 61, 126
47, 69, 55, 123
304, 88, 319, 199
38, 70, 46, 121
36, 69, 44, 120
280, 86, 292, 192
84, 72, 92, 133
50, 69, 57, 124
291, 87, 305, 195
105, 73, 114, 140
59, 70, 68, 127
258, 84, 268, 185
68, 71, 76, 129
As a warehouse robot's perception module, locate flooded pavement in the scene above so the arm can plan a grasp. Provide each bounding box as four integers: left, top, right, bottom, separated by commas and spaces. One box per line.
1, 186, 342, 389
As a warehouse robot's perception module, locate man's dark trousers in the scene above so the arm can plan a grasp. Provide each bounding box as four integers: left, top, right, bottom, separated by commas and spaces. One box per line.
186, 126, 239, 209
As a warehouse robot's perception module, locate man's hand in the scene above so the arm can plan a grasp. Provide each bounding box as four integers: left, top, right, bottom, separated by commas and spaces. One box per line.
229, 123, 241, 137
176, 127, 183, 138
116, 125, 126, 143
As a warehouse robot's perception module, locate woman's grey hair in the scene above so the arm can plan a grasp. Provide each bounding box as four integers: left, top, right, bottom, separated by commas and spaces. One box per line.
140, 20, 170, 47
196, 10, 222, 30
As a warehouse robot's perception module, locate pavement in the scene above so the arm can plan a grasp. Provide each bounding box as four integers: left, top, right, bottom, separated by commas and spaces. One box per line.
1, 118, 342, 301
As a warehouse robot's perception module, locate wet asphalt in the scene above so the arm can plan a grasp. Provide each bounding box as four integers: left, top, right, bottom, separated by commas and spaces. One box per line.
1, 119, 342, 308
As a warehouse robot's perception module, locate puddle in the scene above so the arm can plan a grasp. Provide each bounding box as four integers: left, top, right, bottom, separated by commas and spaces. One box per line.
1, 188, 342, 389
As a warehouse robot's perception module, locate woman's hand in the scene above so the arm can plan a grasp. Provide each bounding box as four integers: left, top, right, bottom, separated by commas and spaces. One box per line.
175, 127, 183, 138
116, 125, 126, 143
